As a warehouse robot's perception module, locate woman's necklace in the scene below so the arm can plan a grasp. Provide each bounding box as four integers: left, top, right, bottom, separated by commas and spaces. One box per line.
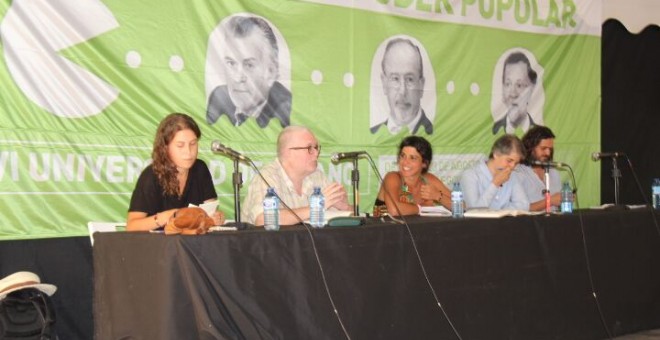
401, 175, 423, 204
402, 176, 422, 193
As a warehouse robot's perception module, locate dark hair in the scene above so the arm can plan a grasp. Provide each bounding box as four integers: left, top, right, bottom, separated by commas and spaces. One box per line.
398, 136, 432, 173
152, 113, 201, 196
225, 16, 279, 75
502, 52, 537, 85
489, 134, 525, 159
522, 125, 555, 164
381, 38, 424, 76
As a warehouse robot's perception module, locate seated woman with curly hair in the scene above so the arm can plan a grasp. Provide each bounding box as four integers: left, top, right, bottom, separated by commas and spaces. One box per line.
127, 113, 225, 231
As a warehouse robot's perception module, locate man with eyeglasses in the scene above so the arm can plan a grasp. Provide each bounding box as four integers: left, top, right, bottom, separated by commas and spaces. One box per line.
492, 51, 538, 134
371, 37, 433, 135
241, 126, 351, 226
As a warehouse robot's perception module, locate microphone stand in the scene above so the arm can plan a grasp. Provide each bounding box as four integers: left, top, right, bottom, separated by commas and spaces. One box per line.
611, 157, 622, 206
351, 158, 360, 216
543, 165, 552, 215
227, 157, 251, 230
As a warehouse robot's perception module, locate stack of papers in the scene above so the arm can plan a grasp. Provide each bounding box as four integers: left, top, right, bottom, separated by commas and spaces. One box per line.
209, 226, 238, 232
464, 208, 543, 218
590, 203, 647, 210
419, 206, 452, 217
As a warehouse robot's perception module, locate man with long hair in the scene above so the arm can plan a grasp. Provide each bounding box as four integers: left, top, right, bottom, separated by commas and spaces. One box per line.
520, 125, 562, 211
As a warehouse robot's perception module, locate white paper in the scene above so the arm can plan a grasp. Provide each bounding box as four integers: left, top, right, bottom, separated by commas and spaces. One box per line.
464, 208, 543, 218
189, 201, 218, 216
419, 205, 452, 217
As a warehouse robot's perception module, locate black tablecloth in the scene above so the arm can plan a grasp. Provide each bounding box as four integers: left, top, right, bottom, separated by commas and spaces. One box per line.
93, 209, 660, 339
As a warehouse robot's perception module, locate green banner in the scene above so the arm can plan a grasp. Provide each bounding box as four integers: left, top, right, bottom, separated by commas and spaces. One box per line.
0, 0, 600, 239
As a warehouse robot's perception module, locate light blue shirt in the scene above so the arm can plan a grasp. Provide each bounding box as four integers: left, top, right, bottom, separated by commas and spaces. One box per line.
518, 165, 561, 204
460, 161, 529, 210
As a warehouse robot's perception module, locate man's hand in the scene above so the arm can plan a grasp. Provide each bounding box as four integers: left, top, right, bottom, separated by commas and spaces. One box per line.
323, 182, 350, 210
550, 192, 561, 206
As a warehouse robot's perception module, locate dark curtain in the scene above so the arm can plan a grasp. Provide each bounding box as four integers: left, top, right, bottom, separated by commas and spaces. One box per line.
0, 237, 94, 340
602, 20, 660, 205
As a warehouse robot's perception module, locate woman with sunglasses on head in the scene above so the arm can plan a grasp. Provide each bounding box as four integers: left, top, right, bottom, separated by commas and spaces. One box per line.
374, 136, 451, 217
127, 113, 225, 231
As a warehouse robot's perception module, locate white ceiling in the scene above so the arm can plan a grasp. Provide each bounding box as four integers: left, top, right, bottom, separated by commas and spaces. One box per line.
603, 0, 660, 32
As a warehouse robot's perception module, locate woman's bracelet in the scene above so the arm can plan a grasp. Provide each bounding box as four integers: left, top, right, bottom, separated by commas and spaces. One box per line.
433, 191, 443, 206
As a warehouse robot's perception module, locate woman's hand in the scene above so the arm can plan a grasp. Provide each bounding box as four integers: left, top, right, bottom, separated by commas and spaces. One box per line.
212, 210, 225, 226
492, 167, 513, 187
420, 184, 442, 202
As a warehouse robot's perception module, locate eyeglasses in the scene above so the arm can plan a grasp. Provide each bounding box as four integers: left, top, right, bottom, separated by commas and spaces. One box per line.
385, 73, 421, 89
289, 144, 321, 155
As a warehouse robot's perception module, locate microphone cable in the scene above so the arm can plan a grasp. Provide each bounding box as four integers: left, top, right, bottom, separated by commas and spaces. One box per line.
245, 158, 352, 340
363, 154, 405, 224
363, 153, 463, 340
564, 164, 613, 339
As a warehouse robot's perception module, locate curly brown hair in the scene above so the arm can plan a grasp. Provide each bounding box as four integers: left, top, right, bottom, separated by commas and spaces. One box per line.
152, 113, 201, 196
521, 125, 555, 165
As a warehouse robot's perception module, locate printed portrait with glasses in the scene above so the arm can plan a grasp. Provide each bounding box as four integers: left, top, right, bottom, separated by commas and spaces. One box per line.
369, 35, 436, 135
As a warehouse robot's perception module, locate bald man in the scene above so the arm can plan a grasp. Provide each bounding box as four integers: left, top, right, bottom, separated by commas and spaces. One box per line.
242, 126, 351, 226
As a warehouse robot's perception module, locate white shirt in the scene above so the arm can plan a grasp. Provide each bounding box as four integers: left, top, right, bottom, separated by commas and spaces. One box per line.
460, 161, 529, 211
241, 159, 331, 224
518, 164, 561, 203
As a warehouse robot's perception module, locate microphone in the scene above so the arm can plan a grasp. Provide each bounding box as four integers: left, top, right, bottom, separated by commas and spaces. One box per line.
591, 151, 625, 161
530, 160, 566, 168
211, 140, 250, 161
331, 151, 368, 163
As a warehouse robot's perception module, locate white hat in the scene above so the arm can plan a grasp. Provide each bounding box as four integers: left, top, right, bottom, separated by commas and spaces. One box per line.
0, 271, 57, 300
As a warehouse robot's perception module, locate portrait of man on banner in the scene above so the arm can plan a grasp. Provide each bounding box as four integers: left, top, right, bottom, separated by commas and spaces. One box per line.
370, 35, 436, 135
205, 14, 292, 128
491, 48, 545, 135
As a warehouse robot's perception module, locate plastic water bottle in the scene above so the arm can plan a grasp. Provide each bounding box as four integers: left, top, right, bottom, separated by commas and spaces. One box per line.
652, 178, 660, 210
560, 182, 573, 214
451, 182, 464, 218
263, 187, 279, 231
309, 187, 325, 228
